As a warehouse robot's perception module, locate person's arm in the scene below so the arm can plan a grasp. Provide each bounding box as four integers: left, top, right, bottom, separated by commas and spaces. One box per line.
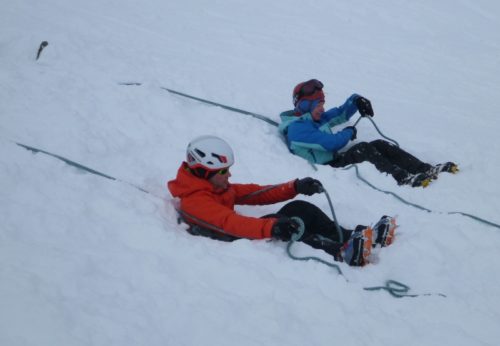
322, 94, 360, 124
181, 192, 276, 239
233, 180, 297, 205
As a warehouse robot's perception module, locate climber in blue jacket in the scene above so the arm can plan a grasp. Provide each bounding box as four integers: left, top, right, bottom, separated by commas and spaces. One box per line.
278, 79, 457, 187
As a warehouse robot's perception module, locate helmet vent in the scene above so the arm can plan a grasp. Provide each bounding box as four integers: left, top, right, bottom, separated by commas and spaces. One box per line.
212, 153, 227, 164
194, 149, 206, 157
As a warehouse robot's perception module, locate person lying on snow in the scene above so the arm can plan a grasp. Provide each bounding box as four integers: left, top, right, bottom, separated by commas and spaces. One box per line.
167, 135, 397, 266
278, 79, 458, 188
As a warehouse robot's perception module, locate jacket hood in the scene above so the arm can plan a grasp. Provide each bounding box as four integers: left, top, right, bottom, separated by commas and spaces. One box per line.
278, 110, 314, 135
168, 162, 216, 198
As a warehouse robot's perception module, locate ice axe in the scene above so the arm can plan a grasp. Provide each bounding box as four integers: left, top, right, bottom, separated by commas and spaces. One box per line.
36, 41, 49, 60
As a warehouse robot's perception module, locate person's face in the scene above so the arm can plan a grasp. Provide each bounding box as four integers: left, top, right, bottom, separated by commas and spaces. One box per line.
311, 101, 325, 121
209, 168, 231, 191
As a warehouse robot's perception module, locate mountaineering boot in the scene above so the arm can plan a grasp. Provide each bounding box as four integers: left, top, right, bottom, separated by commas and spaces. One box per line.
427, 162, 459, 179
393, 167, 431, 188
342, 226, 372, 266
372, 215, 397, 248
398, 171, 432, 188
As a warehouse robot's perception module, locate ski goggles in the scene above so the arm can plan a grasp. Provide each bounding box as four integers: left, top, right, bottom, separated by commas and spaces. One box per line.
293, 79, 324, 105
204, 167, 230, 179
189, 165, 230, 179
296, 99, 322, 115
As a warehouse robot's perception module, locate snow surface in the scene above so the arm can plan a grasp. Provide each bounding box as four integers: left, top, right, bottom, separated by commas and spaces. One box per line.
2, 0, 500, 345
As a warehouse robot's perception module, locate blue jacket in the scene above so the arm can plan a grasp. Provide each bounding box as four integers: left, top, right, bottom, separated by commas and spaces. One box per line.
278, 94, 360, 164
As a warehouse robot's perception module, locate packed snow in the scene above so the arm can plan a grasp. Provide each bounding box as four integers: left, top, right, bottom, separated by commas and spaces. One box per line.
2, 0, 500, 345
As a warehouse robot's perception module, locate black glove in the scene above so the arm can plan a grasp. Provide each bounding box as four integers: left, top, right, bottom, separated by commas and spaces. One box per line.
355, 96, 374, 117
294, 177, 323, 195
343, 126, 357, 140
271, 217, 301, 241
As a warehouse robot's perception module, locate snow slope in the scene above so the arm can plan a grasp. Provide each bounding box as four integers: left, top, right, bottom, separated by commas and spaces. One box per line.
2, 0, 500, 345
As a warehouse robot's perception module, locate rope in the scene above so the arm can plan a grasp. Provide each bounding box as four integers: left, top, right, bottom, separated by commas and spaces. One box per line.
320, 188, 344, 244
15, 142, 157, 197
284, 180, 444, 298
237, 184, 282, 202
13, 139, 445, 298
360, 116, 400, 147
285, 202, 445, 298
289, 217, 305, 241
343, 164, 433, 213
148, 85, 500, 230
348, 118, 500, 230
363, 280, 447, 298
286, 216, 343, 275
286, 241, 344, 276
160, 87, 279, 127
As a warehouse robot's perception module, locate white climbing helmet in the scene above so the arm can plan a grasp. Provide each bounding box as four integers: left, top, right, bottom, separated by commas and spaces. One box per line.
186, 135, 234, 171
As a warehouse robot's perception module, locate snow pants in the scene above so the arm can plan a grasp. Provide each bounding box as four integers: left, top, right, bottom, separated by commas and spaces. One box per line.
269, 200, 353, 256
328, 139, 432, 182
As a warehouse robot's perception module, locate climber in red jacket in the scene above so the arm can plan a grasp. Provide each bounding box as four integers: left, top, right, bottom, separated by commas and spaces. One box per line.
168, 135, 396, 266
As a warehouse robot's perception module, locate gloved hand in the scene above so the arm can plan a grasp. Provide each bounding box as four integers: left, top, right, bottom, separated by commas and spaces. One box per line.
355, 96, 374, 117
343, 126, 357, 140
294, 177, 323, 195
271, 217, 302, 241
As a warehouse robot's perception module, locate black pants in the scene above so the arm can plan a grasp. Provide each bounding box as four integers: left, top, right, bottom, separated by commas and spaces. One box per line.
266, 200, 353, 256
328, 139, 432, 183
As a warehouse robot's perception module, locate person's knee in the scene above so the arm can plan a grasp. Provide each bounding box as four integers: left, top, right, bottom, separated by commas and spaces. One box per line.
278, 200, 320, 217
371, 139, 395, 149
371, 139, 387, 146
355, 142, 371, 151
349, 142, 375, 158
284, 200, 316, 210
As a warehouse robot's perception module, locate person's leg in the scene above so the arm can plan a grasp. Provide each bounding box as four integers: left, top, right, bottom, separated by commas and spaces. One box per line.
370, 139, 432, 174
275, 200, 352, 241
329, 142, 409, 183
271, 201, 374, 266
273, 200, 351, 256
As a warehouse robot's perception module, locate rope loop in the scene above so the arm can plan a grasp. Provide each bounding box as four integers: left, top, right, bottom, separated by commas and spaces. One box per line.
290, 216, 305, 241
286, 241, 343, 276
364, 280, 447, 298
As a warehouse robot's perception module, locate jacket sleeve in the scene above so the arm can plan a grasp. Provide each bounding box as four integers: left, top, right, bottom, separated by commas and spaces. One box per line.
233, 180, 297, 205
181, 191, 277, 239
322, 94, 360, 124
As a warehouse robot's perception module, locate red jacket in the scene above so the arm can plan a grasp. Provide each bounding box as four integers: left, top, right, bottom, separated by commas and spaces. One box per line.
167, 163, 298, 239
